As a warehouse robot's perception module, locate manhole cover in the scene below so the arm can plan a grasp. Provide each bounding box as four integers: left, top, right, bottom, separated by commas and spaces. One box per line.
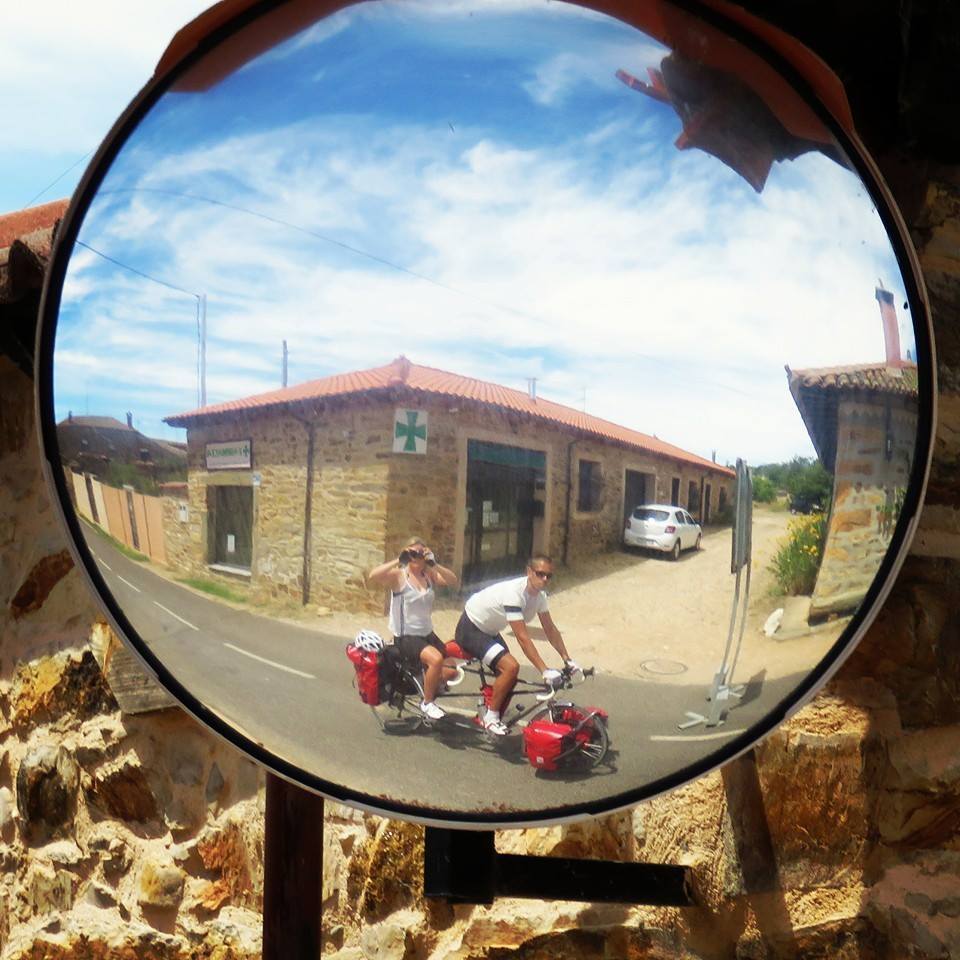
640, 659, 688, 676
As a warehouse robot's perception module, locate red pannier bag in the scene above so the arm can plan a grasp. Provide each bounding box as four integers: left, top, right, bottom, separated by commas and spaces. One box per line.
346, 643, 381, 705
523, 719, 573, 772
555, 705, 607, 750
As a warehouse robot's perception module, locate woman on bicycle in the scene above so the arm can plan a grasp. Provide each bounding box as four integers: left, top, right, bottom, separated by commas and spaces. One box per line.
366, 538, 459, 721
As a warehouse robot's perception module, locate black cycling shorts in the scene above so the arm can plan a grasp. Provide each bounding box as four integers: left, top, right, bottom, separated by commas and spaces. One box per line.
394, 632, 445, 665
454, 613, 509, 670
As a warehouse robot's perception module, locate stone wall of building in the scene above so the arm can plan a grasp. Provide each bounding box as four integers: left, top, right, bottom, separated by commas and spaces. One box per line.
384, 396, 732, 585
179, 407, 391, 614
178, 397, 730, 615
813, 394, 917, 618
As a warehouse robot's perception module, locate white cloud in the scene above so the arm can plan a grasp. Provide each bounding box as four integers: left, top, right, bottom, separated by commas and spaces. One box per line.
0, 2, 213, 155
50, 10, 915, 464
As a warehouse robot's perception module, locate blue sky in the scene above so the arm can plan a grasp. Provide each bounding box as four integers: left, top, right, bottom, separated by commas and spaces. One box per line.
8, 0, 915, 466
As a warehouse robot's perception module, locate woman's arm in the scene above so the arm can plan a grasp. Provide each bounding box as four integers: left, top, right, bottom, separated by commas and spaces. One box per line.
424, 550, 459, 589
366, 557, 403, 589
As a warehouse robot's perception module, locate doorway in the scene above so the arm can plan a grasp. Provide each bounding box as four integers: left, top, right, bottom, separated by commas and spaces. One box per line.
623, 469, 654, 523
463, 441, 545, 585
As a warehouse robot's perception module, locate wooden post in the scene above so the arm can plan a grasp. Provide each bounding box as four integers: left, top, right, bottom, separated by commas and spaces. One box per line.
263, 773, 325, 960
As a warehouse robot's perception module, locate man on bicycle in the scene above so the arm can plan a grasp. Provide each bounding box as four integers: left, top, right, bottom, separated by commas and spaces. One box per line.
454, 554, 582, 736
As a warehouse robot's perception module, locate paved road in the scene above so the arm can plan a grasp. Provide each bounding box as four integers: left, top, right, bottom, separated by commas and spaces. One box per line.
86, 535, 811, 821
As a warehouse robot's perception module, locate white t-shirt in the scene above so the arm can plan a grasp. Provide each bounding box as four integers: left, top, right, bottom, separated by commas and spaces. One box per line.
464, 576, 549, 636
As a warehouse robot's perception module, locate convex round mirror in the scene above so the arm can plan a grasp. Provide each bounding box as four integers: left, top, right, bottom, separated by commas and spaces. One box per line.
39, 0, 934, 826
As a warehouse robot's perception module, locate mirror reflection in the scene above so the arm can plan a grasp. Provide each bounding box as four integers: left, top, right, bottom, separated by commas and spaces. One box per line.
50, 0, 921, 817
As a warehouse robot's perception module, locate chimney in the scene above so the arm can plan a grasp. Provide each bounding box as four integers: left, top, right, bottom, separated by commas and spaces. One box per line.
876, 286, 902, 366
68, 410, 72, 423
527, 377, 537, 402
126, 411, 133, 428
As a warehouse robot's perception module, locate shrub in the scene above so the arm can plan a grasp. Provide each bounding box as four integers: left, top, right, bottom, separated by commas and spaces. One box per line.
770, 512, 827, 596
752, 475, 777, 503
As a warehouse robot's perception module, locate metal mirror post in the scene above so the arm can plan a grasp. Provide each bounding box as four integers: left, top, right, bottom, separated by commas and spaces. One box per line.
37, 0, 933, 928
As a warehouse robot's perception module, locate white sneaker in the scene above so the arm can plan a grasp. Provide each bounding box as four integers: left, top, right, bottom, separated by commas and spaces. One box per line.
483, 716, 509, 736
420, 701, 445, 721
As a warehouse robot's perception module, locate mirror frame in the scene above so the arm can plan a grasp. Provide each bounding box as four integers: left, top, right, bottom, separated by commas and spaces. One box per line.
35, 0, 936, 827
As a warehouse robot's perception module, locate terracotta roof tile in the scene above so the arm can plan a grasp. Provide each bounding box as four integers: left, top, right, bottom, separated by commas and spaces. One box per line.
167, 356, 733, 475
787, 361, 919, 396
0, 199, 70, 250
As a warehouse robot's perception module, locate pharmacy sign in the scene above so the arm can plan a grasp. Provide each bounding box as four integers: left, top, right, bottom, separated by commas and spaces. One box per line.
393, 409, 427, 454
206, 439, 252, 469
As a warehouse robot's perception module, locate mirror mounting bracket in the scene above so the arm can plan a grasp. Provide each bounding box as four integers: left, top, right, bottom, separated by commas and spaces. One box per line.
423, 828, 696, 906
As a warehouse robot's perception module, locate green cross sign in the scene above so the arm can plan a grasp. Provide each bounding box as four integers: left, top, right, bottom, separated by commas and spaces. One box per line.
394, 410, 427, 453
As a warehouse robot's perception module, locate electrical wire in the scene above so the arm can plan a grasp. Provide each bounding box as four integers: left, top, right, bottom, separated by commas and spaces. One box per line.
75, 240, 201, 299
25, 150, 95, 208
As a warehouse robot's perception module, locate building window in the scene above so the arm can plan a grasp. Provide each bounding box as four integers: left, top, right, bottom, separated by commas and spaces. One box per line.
577, 460, 603, 512
207, 486, 254, 570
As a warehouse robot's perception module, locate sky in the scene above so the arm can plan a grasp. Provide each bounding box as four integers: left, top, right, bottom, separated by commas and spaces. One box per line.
6, 1, 918, 468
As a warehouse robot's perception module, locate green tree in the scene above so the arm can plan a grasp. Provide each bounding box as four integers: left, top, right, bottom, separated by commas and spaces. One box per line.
752, 475, 777, 503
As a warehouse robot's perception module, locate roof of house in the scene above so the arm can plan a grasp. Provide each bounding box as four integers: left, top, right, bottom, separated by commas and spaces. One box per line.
58, 415, 136, 431
786, 361, 919, 397
0, 199, 70, 251
786, 360, 920, 467
167, 355, 734, 475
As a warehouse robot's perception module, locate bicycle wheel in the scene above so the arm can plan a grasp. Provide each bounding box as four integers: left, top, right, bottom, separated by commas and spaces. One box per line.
569, 713, 609, 767
528, 703, 610, 768
370, 667, 426, 734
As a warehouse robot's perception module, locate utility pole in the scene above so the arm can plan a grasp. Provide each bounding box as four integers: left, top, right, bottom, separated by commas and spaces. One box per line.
282, 340, 288, 387
200, 293, 207, 407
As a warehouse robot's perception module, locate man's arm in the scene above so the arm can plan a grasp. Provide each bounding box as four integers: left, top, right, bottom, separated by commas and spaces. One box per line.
538, 610, 571, 662
507, 618, 548, 674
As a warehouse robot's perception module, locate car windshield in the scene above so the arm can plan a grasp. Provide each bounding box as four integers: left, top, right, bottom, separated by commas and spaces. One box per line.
634, 508, 670, 521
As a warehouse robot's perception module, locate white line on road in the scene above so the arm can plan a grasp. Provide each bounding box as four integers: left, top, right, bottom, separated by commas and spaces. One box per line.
116, 576, 141, 593
223, 642, 316, 679
153, 602, 199, 631
98, 559, 112, 572
650, 729, 746, 742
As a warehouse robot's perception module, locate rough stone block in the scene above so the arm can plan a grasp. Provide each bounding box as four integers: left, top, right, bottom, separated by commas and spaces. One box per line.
86, 752, 159, 824
15, 744, 79, 843
137, 858, 186, 909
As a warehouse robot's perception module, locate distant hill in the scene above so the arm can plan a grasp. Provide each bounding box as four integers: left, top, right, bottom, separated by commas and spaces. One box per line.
57, 414, 187, 495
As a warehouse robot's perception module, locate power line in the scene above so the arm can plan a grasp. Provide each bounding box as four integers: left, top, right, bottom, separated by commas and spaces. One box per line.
26, 150, 95, 208
75, 240, 201, 299
98, 186, 542, 325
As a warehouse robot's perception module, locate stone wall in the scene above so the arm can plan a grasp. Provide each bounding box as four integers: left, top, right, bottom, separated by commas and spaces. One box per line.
178, 398, 730, 614
1, 357, 265, 960
384, 396, 731, 583
812, 394, 917, 618
6, 7, 960, 956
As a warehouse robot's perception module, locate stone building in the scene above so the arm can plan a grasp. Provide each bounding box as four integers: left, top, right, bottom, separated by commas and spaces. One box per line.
787, 287, 919, 618
163, 357, 734, 611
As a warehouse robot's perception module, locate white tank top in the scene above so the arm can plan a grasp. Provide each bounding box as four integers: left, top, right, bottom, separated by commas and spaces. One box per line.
388, 572, 434, 637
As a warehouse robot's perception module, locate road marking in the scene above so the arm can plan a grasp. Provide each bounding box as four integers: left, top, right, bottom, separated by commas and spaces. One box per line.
223, 642, 315, 679
153, 601, 199, 631
98, 559, 112, 572
116, 576, 141, 593
651, 729, 746, 742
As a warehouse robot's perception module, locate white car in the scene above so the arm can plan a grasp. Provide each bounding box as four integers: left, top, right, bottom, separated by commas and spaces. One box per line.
623, 504, 702, 560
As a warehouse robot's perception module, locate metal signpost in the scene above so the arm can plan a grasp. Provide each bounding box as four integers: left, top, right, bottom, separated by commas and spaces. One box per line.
680, 458, 752, 730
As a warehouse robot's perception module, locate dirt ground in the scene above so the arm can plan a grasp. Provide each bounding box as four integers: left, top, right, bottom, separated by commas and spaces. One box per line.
311, 505, 845, 687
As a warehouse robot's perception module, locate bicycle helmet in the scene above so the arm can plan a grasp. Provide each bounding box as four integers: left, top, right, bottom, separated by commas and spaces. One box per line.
354, 629, 385, 652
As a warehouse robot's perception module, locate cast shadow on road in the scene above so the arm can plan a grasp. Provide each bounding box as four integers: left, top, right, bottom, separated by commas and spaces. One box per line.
378, 715, 620, 782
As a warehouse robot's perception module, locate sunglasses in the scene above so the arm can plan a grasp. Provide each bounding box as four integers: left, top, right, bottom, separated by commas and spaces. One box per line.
531, 569, 553, 580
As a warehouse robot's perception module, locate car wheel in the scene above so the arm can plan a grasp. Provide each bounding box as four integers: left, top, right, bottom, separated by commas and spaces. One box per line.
670, 540, 681, 561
